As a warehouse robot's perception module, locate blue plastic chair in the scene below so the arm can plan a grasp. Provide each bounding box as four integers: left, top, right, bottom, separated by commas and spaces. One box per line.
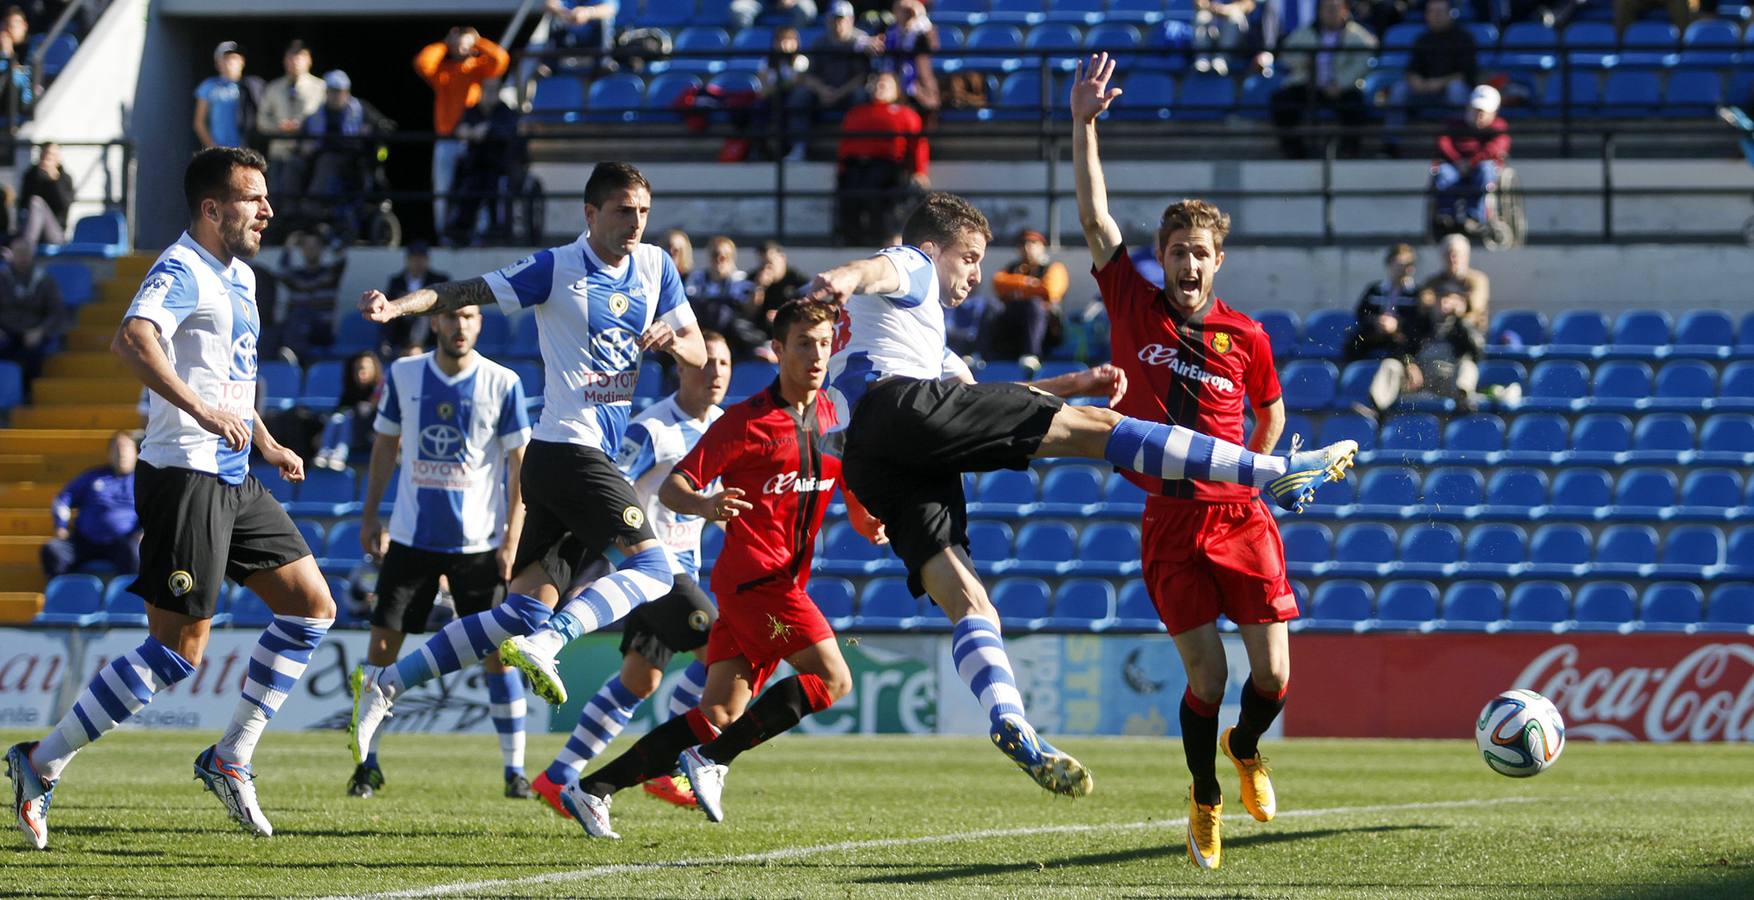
1571, 414, 1633, 463
1505, 581, 1572, 631
1355, 467, 1419, 515
1484, 467, 1548, 516
1104, 472, 1147, 514
1613, 467, 1677, 515
1024, 24, 1082, 54
101, 579, 149, 627
1504, 413, 1568, 462
1044, 0, 1105, 23
299, 360, 346, 409
38, 575, 105, 626
1399, 524, 1461, 577
1700, 415, 1754, 463
1106, 0, 1168, 24
974, 469, 1039, 515
965, 520, 1015, 571
1528, 524, 1591, 577
1497, 22, 1559, 69
1549, 467, 1612, 515
1703, 584, 1754, 630
964, 23, 1025, 72
1280, 522, 1333, 570
670, 27, 731, 74
807, 577, 857, 624
1299, 309, 1354, 358
1380, 413, 1440, 456
1601, 70, 1661, 117
1674, 309, 1734, 351
1048, 579, 1115, 630
1611, 309, 1672, 349
1551, 310, 1610, 349
986, 0, 1046, 25
1438, 581, 1506, 630
635, 0, 696, 27
1113, 581, 1164, 632
1178, 74, 1237, 120
1463, 524, 1527, 576
230, 587, 275, 628
1678, 468, 1742, 517
1422, 467, 1484, 512
1563, 21, 1618, 68
1620, 20, 1680, 65
288, 468, 356, 517
1662, 69, 1723, 117
530, 76, 587, 123
1038, 465, 1105, 513
1656, 525, 1724, 576
1630, 413, 1696, 460
1076, 522, 1141, 577
1317, 412, 1378, 452
1596, 524, 1659, 576
1654, 361, 1716, 402
1085, 22, 1144, 51
857, 578, 921, 629
1526, 360, 1589, 409
1572, 582, 1637, 632
1330, 524, 1396, 577
1680, 19, 1739, 66
1376, 580, 1439, 627
43, 261, 94, 306
323, 520, 365, 567
257, 361, 301, 411
1590, 361, 1653, 410
1112, 71, 1177, 118
1009, 521, 1076, 576
992, 578, 1051, 629
1720, 362, 1754, 410
821, 521, 882, 575
1442, 414, 1505, 456
45, 211, 128, 257
585, 74, 644, 123
1491, 309, 1548, 347
1308, 580, 1374, 629
1640, 582, 1703, 631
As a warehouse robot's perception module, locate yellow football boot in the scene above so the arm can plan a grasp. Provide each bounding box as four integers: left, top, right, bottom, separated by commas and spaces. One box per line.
1186, 787, 1222, 870
1220, 726, 1277, 823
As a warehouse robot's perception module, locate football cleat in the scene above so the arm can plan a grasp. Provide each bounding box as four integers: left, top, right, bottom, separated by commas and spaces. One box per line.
194, 745, 272, 837
498, 636, 568, 706
531, 771, 572, 819
642, 774, 697, 807
505, 773, 533, 799
990, 713, 1094, 798
557, 782, 619, 839
1186, 787, 1223, 870
347, 665, 394, 766
346, 762, 384, 799
1220, 727, 1276, 822
678, 748, 728, 823
5, 742, 51, 850
1266, 438, 1358, 513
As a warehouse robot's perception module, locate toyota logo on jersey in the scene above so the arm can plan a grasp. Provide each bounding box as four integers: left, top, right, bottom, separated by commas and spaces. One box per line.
419, 424, 466, 460
763, 471, 836, 495
230, 331, 258, 381
1136, 343, 1237, 393
591, 326, 641, 373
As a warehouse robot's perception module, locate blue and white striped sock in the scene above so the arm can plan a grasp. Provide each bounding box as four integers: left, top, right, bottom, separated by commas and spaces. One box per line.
546, 675, 642, 785
951, 614, 1026, 723
30, 636, 195, 782
218, 614, 334, 766
381, 593, 551, 697
1104, 417, 1285, 487
486, 670, 526, 779
542, 547, 673, 647
667, 660, 709, 719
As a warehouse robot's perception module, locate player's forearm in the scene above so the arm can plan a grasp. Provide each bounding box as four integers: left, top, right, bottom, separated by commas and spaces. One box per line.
669, 328, 707, 369
361, 433, 399, 522
659, 473, 710, 518
503, 447, 526, 549
112, 319, 209, 421
1026, 369, 1089, 399
1072, 120, 1123, 266
836, 257, 901, 299
1250, 402, 1285, 455
391, 277, 494, 318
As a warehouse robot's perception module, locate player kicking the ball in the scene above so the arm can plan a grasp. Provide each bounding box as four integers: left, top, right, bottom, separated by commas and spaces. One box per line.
805, 192, 1356, 799
559, 300, 885, 839
1073, 53, 1339, 869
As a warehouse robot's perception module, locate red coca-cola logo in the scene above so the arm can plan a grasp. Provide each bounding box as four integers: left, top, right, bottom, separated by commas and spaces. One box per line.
1513, 643, 1754, 742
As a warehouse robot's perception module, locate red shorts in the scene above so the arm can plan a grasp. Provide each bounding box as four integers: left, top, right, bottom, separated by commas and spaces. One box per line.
705, 581, 836, 693
1141, 498, 1297, 636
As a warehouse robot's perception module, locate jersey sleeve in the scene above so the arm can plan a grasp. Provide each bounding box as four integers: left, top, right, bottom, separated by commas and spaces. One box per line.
654, 250, 697, 333
497, 376, 532, 450
373, 368, 403, 435
481, 248, 557, 314
1244, 323, 1282, 408
1091, 242, 1151, 317
124, 259, 202, 338
876, 246, 935, 309
941, 347, 973, 383
614, 421, 659, 483
673, 414, 742, 491
194, 78, 215, 102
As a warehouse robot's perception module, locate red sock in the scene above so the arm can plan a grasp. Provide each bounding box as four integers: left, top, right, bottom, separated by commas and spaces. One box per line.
797, 673, 835, 713
684, 708, 720, 743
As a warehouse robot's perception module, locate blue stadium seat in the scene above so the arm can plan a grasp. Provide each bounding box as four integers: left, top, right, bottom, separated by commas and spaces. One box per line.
1703, 583, 1754, 631
43, 211, 128, 258
1700, 415, 1754, 464
1114, 581, 1166, 632
1612, 467, 1677, 518
1317, 412, 1377, 452
1239, 71, 1281, 119
1504, 413, 1568, 463
987, 70, 1044, 120
1399, 524, 1461, 578
1305, 464, 1358, 512
1279, 414, 1315, 453
1024, 23, 1082, 54
992, 577, 1051, 630
1505, 581, 1572, 631
821, 521, 883, 575
1462, 524, 1526, 577
931, 0, 990, 25
1662, 69, 1723, 117
101, 578, 149, 627
1629, 413, 1696, 460
1044, 0, 1105, 24
322, 520, 364, 567
299, 360, 345, 409
1047, 579, 1115, 631
1442, 414, 1506, 458
1106, 0, 1169, 24
530, 76, 587, 123
635, 0, 695, 27
1541, 69, 1600, 116
1680, 18, 1740, 66
584, 74, 644, 123
1549, 467, 1612, 517
725, 361, 777, 402
1330, 523, 1396, 577
1674, 309, 1735, 355
1377, 23, 1425, 70
293, 519, 325, 556
1113, 71, 1177, 118
973, 469, 1038, 516
1573, 582, 1638, 632
1376, 580, 1439, 628
1655, 525, 1724, 577
509, 360, 546, 400
1280, 522, 1332, 573
964, 23, 1025, 72
1178, 74, 1237, 120
1421, 468, 1483, 517
1570, 413, 1632, 463
1307, 580, 1373, 630
1076, 522, 1141, 577
250, 463, 293, 502
670, 27, 731, 74
807, 577, 855, 625
1497, 22, 1558, 69
1528, 523, 1591, 577
1719, 362, 1754, 412
1379, 413, 1440, 458
1437, 580, 1506, 631
1490, 310, 1547, 350
38, 575, 105, 626
331, 315, 381, 355
1483, 467, 1548, 517
1355, 466, 1418, 516
857, 578, 921, 630
643, 73, 702, 122
1483, 359, 1530, 399
1611, 309, 1672, 350
257, 360, 300, 411
44, 261, 93, 306
1010, 521, 1076, 575
1652, 360, 1716, 406
473, 312, 515, 355
1525, 360, 1589, 410
1104, 471, 1147, 514
1084, 22, 1144, 51
1678, 468, 1743, 519
1037, 465, 1104, 514
1639, 582, 1703, 632
230, 587, 275, 628
1590, 361, 1653, 411
986, 0, 1046, 25
966, 519, 1015, 569
1601, 70, 1661, 117
1280, 360, 1339, 411
1299, 309, 1354, 358
1550, 310, 1610, 352
976, 360, 1027, 383
701, 526, 724, 569
1563, 21, 1618, 68
288, 468, 356, 517
1596, 524, 1658, 577
1620, 21, 1680, 65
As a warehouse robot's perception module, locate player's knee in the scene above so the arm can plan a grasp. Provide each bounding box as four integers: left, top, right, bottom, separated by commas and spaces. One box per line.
821, 667, 853, 702
698, 701, 739, 728
1188, 666, 1228, 705
1251, 665, 1290, 697
622, 662, 664, 699
500, 591, 553, 633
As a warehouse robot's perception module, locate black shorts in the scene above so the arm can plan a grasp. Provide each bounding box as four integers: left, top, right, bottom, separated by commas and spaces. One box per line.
618, 572, 717, 670
842, 377, 1063, 597
512, 440, 658, 580
372, 541, 505, 633
128, 462, 311, 620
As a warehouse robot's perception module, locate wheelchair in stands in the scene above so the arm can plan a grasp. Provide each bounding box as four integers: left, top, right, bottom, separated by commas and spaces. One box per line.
285, 139, 402, 247
1427, 161, 1525, 250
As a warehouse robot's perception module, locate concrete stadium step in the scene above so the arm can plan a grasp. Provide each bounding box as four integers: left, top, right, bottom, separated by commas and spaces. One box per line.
0, 508, 52, 535
0, 563, 45, 592
0, 536, 48, 564
30, 377, 144, 405
0, 454, 98, 482
11, 405, 141, 429
0, 483, 60, 507
112, 254, 156, 281
77, 300, 131, 327
44, 352, 130, 379
0, 591, 45, 622
67, 327, 119, 352
0, 429, 116, 456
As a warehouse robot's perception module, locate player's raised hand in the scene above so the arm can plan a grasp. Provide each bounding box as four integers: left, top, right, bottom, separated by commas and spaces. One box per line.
360, 518, 390, 562
704, 487, 753, 522
1080, 363, 1128, 405
359, 289, 397, 323
853, 509, 889, 546
805, 266, 862, 306
1071, 53, 1123, 124
195, 404, 251, 451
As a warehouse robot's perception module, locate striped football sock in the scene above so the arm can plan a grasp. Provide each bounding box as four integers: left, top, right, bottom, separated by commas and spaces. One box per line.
950, 614, 1026, 724
667, 660, 708, 719
217, 615, 334, 766
381, 592, 551, 697
486, 670, 527, 779
30, 636, 196, 782
1104, 417, 1287, 487
536, 548, 673, 651
545, 674, 642, 785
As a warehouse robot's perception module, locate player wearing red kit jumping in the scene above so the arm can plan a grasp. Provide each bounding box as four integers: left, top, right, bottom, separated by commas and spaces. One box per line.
1073, 53, 1348, 870
555, 299, 886, 840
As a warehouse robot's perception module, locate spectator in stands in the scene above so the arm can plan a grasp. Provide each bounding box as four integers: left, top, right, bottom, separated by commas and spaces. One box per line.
1384, 0, 1476, 157
1422, 232, 1490, 333
750, 239, 810, 320
257, 40, 327, 200
662, 228, 695, 280
40, 431, 140, 579
836, 71, 927, 245
449, 77, 525, 244
1192, 0, 1256, 76
1271, 0, 1377, 159
685, 235, 774, 361
545, 0, 618, 55
1432, 84, 1509, 236
731, 0, 818, 30
989, 229, 1068, 367
300, 70, 395, 209
802, 2, 877, 117
270, 231, 346, 364
1374, 235, 1487, 412
416, 27, 510, 240
945, 290, 997, 359
878, 0, 940, 113
1346, 242, 1434, 415
755, 26, 815, 160
381, 243, 449, 357
16, 141, 72, 252
0, 9, 33, 121
0, 235, 63, 380
194, 42, 263, 151
315, 351, 385, 471
1614, 0, 1695, 36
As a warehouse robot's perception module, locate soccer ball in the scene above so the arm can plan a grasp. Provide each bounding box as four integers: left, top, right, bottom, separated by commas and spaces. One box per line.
1475, 689, 1565, 778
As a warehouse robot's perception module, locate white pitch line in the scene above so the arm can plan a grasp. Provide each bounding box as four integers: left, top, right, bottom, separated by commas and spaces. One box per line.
323, 796, 1537, 900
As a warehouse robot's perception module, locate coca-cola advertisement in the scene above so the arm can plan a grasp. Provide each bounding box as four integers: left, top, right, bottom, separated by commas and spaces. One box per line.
1289, 633, 1754, 742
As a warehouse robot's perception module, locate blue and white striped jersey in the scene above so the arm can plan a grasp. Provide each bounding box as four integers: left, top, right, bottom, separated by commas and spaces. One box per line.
375, 353, 532, 553
124, 231, 262, 484
615, 393, 723, 578
825, 245, 970, 430
482, 234, 694, 455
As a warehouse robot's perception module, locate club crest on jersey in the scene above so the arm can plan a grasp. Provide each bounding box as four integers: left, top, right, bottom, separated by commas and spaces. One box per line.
437, 401, 455, 420
622, 505, 645, 528
608, 291, 630, 315
419, 424, 465, 460
167, 570, 195, 597
1211, 332, 1232, 353
689, 609, 711, 632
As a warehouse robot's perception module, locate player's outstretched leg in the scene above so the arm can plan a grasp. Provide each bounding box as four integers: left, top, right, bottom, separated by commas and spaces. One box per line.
486, 667, 531, 798
677, 672, 839, 823
535, 673, 643, 817
351, 592, 552, 765
1221, 676, 1289, 823
953, 613, 1094, 798
564, 708, 723, 839
643, 660, 709, 807
1098, 417, 1357, 513
7, 635, 196, 849
500, 547, 673, 706
199, 613, 333, 837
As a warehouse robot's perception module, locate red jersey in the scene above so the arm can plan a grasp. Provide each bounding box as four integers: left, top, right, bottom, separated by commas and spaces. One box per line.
1096, 247, 1281, 504
673, 383, 842, 597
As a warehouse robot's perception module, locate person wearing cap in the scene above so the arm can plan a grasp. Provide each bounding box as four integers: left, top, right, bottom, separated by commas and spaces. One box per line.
801, 1, 878, 116
382, 243, 451, 357
1384, 0, 1475, 157
1432, 84, 1509, 235
194, 42, 263, 150
989, 229, 1069, 366
300, 69, 396, 216
258, 40, 328, 195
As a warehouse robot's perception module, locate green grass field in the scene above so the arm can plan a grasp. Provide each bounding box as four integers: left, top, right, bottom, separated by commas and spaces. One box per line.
2, 729, 1751, 898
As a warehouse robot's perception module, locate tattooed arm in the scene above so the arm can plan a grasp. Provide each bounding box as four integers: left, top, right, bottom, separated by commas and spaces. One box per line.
359, 276, 496, 322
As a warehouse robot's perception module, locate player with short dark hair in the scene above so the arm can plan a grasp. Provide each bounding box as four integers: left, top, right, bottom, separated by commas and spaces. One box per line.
8, 147, 337, 848
557, 300, 886, 839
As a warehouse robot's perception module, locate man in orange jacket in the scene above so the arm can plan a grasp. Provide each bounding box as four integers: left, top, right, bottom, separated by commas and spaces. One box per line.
416, 27, 510, 237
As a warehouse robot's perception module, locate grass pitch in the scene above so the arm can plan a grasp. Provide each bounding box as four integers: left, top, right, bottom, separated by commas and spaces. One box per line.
2, 729, 1751, 898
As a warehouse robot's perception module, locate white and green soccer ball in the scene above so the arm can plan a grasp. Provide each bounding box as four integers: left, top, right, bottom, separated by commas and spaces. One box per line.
1475, 689, 1566, 778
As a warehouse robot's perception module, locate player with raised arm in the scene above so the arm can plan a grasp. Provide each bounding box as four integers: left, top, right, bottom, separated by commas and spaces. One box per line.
357, 162, 706, 718
804, 193, 1356, 799
1072, 52, 1334, 869
6, 148, 337, 847
529, 331, 733, 815
558, 300, 885, 840
342, 305, 539, 800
